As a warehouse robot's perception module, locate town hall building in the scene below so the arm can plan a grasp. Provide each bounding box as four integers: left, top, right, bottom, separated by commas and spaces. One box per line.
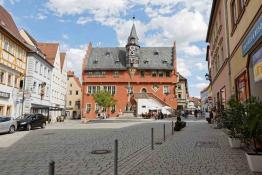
82, 24, 178, 119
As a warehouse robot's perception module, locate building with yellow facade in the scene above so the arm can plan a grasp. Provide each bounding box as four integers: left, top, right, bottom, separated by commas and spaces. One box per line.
0, 5, 29, 117
227, 0, 261, 101
66, 71, 82, 119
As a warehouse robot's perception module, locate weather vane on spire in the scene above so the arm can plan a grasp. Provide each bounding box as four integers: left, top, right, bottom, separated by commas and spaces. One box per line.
132, 15, 135, 23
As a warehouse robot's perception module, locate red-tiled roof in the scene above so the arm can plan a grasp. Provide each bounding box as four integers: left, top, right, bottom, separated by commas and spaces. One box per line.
37, 42, 59, 65
60, 52, 66, 70
0, 5, 27, 45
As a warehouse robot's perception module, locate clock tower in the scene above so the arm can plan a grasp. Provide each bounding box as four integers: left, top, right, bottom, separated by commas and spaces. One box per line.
126, 23, 140, 68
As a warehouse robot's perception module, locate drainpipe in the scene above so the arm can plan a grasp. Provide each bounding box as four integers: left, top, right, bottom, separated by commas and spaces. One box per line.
224, 0, 232, 97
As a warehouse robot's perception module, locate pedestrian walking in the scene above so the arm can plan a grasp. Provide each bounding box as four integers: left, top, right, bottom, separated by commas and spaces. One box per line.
194, 109, 198, 118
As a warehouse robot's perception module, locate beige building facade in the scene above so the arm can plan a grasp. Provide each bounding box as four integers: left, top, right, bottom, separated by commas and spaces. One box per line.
227, 0, 262, 101
176, 73, 189, 110
206, 0, 230, 110
66, 71, 82, 119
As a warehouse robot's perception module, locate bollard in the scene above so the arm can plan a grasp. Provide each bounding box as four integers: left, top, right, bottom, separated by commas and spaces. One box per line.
49, 160, 55, 175
172, 120, 174, 135
163, 124, 166, 142
151, 128, 154, 150
114, 139, 118, 175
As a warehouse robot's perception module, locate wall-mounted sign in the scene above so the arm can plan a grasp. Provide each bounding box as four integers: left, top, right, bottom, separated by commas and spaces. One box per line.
253, 47, 262, 82
242, 15, 262, 56
0, 91, 10, 98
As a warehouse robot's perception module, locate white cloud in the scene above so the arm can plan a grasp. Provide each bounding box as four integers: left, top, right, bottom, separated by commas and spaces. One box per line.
177, 58, 191, 77
195, 62, 207, 71
196, 76, 204, 81
76, 16, 93, 25
36, 13, 47, 20
181, 45, 205, 56
66, 48, 86, 78
191, 82, 209, 90
62, 33, 69, 40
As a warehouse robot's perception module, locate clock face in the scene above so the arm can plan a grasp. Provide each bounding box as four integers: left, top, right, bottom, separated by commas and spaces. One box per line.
130, 46, 135, 51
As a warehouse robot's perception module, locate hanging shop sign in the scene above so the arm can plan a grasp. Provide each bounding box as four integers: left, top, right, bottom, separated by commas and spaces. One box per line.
253, 47, 262, 82
0, 91, 10, 98
242, 15, 262, 56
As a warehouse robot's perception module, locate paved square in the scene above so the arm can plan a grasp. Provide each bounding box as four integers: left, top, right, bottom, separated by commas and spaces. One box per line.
0, 118, 259, 175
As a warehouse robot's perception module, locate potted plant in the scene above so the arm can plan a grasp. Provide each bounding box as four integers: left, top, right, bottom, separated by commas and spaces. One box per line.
243, 97, 262, 172
222, 97, 245, 148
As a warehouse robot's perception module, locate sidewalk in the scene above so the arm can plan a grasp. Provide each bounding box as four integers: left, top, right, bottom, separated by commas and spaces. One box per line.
127, 120, 257, 175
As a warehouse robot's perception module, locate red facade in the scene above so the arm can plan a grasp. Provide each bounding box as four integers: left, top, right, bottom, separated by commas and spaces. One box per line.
82, 25, 177, 120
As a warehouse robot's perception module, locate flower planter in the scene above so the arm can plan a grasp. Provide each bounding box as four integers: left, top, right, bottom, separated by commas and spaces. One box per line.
228, 137, 241, 148
246, 153, 262, 172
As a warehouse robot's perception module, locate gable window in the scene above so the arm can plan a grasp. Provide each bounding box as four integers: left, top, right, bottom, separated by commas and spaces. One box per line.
154, 51, 159, 55
152, 71, 157, 77
113, 71, 119, 77
166, 71, 171, 77
163, 85, 169, 94
140, 71, 145, 77
158, 71, 164, 77
178, 93, 182, 99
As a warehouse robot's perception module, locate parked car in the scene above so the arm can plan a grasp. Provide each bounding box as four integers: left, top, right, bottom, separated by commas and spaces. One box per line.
17, 114, 47, 131
0, 116, 17, 134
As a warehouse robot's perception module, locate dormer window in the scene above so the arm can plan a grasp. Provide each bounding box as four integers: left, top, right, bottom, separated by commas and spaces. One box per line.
154, 51, 159, 55
93, 59, 98, 64
143, 60, 149, 64
105, 52, 110, 56
162, 59, 167, 63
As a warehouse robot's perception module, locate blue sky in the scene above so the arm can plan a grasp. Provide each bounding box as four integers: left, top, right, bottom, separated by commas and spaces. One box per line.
1, 0, 212, 97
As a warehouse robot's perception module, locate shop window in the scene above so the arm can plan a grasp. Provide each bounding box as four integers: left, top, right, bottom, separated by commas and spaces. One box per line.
220, 87, 226, 110
236, 72, 248, 102
6, 106, 11, 116
0, 106, 4, 115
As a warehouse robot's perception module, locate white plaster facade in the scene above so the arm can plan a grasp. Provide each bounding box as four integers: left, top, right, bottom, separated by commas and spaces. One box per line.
49, 47, 67, 121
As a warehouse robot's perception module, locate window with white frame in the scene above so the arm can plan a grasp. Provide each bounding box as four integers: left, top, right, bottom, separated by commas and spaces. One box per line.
86, 104, 91, 112
35, 61, 38, 73
163, 85, 169, 94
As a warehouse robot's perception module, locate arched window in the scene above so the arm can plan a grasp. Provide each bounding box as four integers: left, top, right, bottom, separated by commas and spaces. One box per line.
141, 88, 147, 93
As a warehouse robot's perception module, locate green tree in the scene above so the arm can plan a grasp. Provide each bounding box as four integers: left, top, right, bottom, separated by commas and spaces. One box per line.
93, 91, 117, 115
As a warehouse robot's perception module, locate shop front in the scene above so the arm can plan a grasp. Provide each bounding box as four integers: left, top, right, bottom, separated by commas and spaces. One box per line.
243, 15, 262, 99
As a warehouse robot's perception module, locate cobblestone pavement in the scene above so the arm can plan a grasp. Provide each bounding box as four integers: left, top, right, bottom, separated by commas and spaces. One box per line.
0, 118, 259, 175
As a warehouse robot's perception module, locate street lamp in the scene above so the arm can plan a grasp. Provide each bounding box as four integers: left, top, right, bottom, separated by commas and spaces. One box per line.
205, 73, 211, 81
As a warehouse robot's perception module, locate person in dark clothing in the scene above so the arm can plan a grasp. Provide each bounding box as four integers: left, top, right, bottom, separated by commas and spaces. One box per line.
194, 109, 198, 118
209, 110, 214, 124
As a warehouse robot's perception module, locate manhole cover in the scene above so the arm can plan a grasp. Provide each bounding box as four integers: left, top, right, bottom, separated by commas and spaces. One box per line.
155, 141, 163, 145
195, 141, 220, 148
43, 133, 55, 136
91, 150, 111, 154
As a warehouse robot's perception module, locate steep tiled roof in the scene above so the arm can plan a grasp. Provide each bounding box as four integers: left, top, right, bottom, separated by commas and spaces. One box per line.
0, 5, 27, 45
67, 71, 81, 88
37, 43, 59, 65
86, 47, 174, 70
60, 52, 66, 70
